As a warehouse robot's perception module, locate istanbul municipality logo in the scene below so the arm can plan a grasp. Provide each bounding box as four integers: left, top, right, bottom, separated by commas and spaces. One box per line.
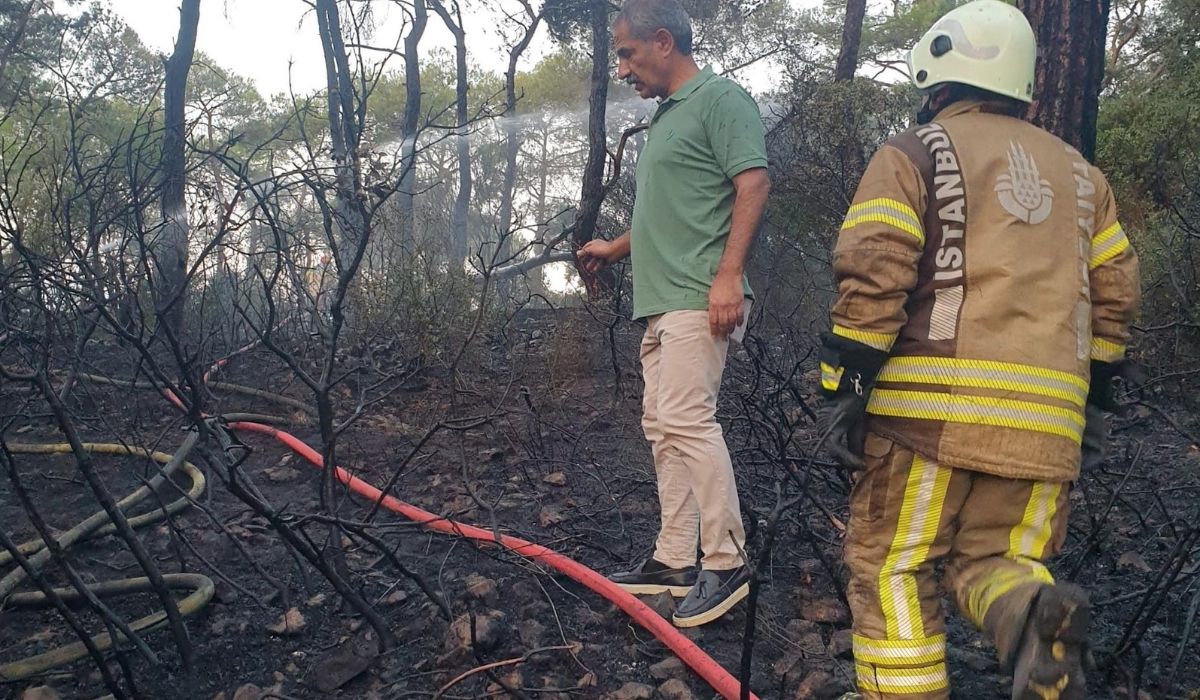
995, 141, 1053, 225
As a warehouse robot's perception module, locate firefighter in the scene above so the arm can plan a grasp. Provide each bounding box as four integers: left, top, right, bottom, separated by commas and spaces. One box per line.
818, 2, 1139, 699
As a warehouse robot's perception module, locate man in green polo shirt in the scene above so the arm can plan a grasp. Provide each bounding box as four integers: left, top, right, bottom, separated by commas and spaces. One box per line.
576, 0, 770, 628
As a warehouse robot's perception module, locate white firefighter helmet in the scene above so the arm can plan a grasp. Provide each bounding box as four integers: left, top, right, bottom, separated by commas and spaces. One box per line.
908, 0, 1037, 103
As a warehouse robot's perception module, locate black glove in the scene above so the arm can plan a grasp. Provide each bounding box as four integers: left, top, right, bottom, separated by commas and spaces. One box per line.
1082, 359, 1135, 470
1081, 403, 1107, 470
1087, 359, 1122, 412
818, 391, 869, 470
817, 332, 889, 470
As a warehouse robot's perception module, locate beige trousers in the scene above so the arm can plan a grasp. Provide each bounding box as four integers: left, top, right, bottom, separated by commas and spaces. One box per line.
640, 309, 746, 571
845, 432, 1071, 699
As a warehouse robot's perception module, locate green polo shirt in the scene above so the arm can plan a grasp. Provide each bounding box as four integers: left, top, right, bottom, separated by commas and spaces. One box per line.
630, 65, 768, 320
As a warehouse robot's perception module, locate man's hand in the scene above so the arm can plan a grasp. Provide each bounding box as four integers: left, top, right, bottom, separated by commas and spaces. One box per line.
577, 233, 631, 275
576, 239, 617, 274
708, 271, 744, 338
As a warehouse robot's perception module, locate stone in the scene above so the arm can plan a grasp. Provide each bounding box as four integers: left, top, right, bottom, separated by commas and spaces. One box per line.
953, 648, 994, 672
20, 688, 60, 700
828, 629, 853, 658
648, 656, 686, 681
656, 678, 695, 700
798, 597, 850, 625
542, 471, 567, 486
231, 685, 263, 700
445, 610, 507, 653
785, 618, 820, 638
519, 619, 546, 647
793, 670, 840, 700
539, 506, 565, 527
1117, 550, 1152, 572
607, 682, 654, 700
383, 589, 409, 606
265, 465, 300, 483
642, 591, 676, 619
307, 629, 380, 693
771, 647, 806, 685
521, 599, 551, 619
267, 608, 305, 636
465, 574, 498, 605
798, 632, 825, 655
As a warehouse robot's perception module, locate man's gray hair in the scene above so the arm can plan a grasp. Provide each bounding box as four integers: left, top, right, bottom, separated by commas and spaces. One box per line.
616, 0, 694, 56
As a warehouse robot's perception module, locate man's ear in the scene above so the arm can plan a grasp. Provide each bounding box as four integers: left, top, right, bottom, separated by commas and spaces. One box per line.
653, 27, 675, 56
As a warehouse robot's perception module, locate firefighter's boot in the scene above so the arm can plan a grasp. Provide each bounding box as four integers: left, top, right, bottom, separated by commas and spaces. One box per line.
990, 583, 1091, 700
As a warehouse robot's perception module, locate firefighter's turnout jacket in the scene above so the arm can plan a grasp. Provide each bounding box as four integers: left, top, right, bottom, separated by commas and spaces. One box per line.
823, 100, 1140, 481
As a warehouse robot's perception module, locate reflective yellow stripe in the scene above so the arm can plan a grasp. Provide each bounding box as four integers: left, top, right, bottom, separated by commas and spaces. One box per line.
832, 324, 896, 352
843, 197, 925, 245
1090, 222, 1130, 269
856, 661, 949, 694
878, 455, 950, 640
878, 356, 1088, 408
966, 566, 1053, 627
1010, 481, 1061, 561
820, 362, 844, 391
852, 634, 946, 666
1090, 337, 1125, 362
867, 389, 1085, 443
965, 482, 1060, 625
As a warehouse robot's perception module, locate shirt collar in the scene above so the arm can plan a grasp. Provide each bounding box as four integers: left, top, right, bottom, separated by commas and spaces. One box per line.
936, 98, 1012, 120
667, 65, 716, 102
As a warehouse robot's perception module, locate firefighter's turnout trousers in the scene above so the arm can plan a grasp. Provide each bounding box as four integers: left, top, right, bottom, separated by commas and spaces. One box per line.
845, 431, 1069, 699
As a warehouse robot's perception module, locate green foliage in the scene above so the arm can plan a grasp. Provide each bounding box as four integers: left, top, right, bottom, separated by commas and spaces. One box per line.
541, 0, 599, 45
1097, 0, 1200, 372
761, 74, 918, 331
517, 48, 592, 110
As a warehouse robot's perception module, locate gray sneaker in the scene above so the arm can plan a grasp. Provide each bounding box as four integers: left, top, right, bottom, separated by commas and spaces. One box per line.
609, 558, 697, 597
671, 566, 750, 627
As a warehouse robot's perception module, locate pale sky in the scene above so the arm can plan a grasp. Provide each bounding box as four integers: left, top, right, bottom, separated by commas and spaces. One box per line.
107, 0, 529, 97
103, 0, 824, 98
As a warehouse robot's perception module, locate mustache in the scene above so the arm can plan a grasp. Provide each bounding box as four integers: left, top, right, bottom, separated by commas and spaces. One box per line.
623, 75, 640, 86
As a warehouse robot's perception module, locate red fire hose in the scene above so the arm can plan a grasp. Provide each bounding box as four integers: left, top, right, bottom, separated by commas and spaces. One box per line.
228, 420, 758, 700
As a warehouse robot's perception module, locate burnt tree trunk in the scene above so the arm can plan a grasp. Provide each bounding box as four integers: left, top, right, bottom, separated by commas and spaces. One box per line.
313, 0, 386, 636
497, 1, 540, 297
572, 0, 611, 295
833, 0, 867, 82
1019, 0, 1111, 161
834, 0, 868, 188
399, 0, 427, 251
430, 0, 471, 266
573, 0, 610, 249
316, 0, 365, 254
157, 0, 200, 339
